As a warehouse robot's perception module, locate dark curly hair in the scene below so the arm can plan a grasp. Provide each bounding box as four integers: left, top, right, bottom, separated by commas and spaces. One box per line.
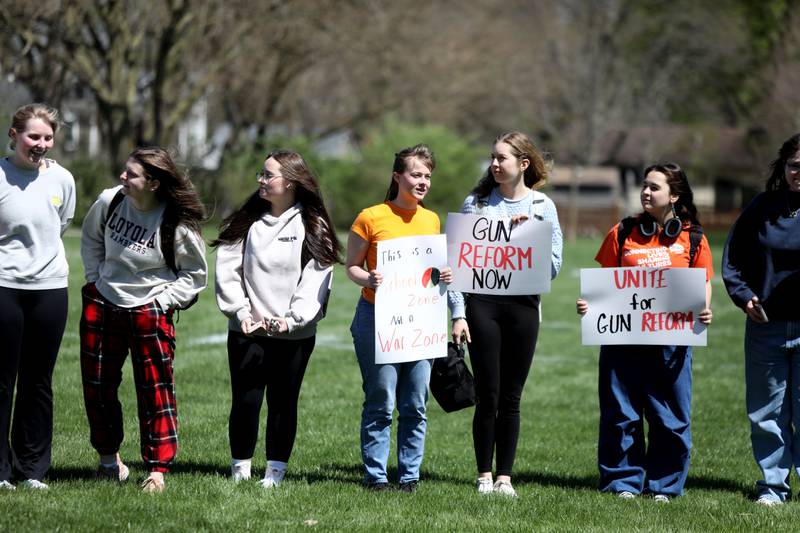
641, 162, 701, 226
765, 133, 800, 192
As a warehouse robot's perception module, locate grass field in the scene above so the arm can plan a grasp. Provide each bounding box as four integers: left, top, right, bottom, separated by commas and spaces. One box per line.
1, 229, 797, 531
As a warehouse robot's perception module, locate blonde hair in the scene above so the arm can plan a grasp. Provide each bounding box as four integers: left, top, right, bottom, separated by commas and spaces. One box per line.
8, 103, 60, 150
472, 131, 549, 198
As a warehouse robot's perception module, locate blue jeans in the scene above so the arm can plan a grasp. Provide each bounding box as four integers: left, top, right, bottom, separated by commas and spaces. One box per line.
598, 344, 692, 496
350, 297, 431, 484
745, 318, 800, 502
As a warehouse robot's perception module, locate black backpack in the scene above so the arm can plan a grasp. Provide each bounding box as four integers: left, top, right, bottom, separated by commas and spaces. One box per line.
107, 190, 198, 310
615, 216, 703, 267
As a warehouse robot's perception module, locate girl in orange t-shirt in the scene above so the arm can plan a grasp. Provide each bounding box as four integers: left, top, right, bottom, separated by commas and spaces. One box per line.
346, 144, 452, 492
576, 163, 713, 502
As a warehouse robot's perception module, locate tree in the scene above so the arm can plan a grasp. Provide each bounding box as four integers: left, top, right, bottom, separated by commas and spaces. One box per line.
0, 0, 246, 170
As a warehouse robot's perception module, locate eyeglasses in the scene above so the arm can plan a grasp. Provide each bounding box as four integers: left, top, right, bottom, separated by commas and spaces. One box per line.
256, 170, 284, 182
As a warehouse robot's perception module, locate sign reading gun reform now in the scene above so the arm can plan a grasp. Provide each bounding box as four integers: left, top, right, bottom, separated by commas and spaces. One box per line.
580, 267, 707, 346
446, 213, 552, 295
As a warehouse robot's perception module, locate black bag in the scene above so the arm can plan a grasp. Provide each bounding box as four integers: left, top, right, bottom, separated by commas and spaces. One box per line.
430, 342, 476, 413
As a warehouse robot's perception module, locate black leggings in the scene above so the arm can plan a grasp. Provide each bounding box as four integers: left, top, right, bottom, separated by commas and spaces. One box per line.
0, 286, 68, 481
227, 331, 315, 462
466, 295, 539, 476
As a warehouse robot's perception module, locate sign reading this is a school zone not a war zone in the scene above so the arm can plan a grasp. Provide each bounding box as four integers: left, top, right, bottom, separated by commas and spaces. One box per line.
580, 267, 707, 346
445, 213, 552, 295
375, 234, 448, 364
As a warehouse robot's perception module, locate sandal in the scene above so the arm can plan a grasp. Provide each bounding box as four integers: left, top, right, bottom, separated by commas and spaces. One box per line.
141, 472, 165, 493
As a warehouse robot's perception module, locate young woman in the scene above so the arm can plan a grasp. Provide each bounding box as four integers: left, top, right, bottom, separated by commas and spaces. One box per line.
722, 133, 800, 506
577, 162, 713, 502
0, 103, 75, 490
80, 146, 207, 493
213, 149, 340, 488
449, 131, 563, 497
347, 144, 452, 492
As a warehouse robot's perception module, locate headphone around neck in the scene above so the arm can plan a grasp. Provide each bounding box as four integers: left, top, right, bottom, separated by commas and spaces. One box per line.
639, 212, 682, 239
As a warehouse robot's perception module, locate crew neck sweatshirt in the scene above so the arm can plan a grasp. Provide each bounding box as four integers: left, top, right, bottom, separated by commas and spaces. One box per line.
0, 157, 76, 289
81, 185, 207, 310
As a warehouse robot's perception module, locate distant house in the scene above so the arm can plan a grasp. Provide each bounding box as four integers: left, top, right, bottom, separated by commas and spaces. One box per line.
602, 126, 769, 213
546, 165, 622, 238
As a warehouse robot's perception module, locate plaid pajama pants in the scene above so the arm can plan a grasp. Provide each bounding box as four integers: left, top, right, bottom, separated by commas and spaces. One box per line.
79, 283, 178, 473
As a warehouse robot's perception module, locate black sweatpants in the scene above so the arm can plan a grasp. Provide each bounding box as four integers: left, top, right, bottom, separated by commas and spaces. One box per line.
0, 286, 68, 481
466, 294, 539, 476
227, 331, 315, 462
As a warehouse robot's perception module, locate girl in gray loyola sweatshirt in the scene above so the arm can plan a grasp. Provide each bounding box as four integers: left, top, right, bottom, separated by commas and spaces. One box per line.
79, 147, 207, 493
213, 149, 340, 488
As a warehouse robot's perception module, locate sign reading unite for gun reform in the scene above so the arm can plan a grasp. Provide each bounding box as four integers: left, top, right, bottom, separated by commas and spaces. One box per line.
580, 267, 707, 346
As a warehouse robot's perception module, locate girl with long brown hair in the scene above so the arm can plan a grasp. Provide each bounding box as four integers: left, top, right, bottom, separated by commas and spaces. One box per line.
214, 149, 340, 488
80, 146, 207, 493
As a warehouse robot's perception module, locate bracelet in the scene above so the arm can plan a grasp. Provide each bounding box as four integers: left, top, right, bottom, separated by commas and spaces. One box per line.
451, 317, 466, 323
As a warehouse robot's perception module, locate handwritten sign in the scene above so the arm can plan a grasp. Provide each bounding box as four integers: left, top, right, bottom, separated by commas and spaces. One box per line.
580, 267, 707, 346
445, 213, 552, 295
375, 234, 448, 364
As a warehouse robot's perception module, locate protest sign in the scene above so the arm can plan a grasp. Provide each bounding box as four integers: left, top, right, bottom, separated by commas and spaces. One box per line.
580, 267, 707, 346
375, 234, 448, 364
446, 213, 552, 295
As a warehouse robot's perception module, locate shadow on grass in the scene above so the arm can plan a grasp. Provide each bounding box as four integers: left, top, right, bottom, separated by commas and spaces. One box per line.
48, 462, 229, 482
48, 462, 752, 498
512, 469, 751, 498
685, 474, 752, 497
513, 470, 598, 491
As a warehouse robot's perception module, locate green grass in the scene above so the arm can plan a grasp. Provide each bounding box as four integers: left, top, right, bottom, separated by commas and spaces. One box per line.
1, 229, 797, 531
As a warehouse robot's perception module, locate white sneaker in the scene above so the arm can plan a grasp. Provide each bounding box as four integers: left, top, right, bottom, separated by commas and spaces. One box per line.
0, 480, 15, 491
231, 460, 251, 483
617, 491, 636, 500
756, 496, 782, 507
261, 467, 286, 489
653, 494, 670, 503
20, 479, 49, 490
493, 479, 517, 497
476, 477, 493, 494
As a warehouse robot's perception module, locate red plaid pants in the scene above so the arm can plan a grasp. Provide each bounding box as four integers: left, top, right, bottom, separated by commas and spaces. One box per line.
80, 283, 178, 473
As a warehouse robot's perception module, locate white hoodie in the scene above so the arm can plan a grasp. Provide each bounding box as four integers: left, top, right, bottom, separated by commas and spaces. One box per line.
215, 204, 333, 340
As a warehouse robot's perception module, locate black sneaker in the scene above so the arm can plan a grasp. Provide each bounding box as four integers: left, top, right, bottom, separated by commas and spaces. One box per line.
365, 481, 390, 492
399, 480, 418, 493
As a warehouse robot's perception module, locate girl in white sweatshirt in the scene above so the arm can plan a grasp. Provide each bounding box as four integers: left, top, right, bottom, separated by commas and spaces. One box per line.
0, 104, 75, 491
213, 149, 340, 488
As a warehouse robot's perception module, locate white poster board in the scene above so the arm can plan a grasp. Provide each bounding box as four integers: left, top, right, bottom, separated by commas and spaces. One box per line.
580, 267, 707, 346
446, 213, 552, 295
375, 234, 448, 364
